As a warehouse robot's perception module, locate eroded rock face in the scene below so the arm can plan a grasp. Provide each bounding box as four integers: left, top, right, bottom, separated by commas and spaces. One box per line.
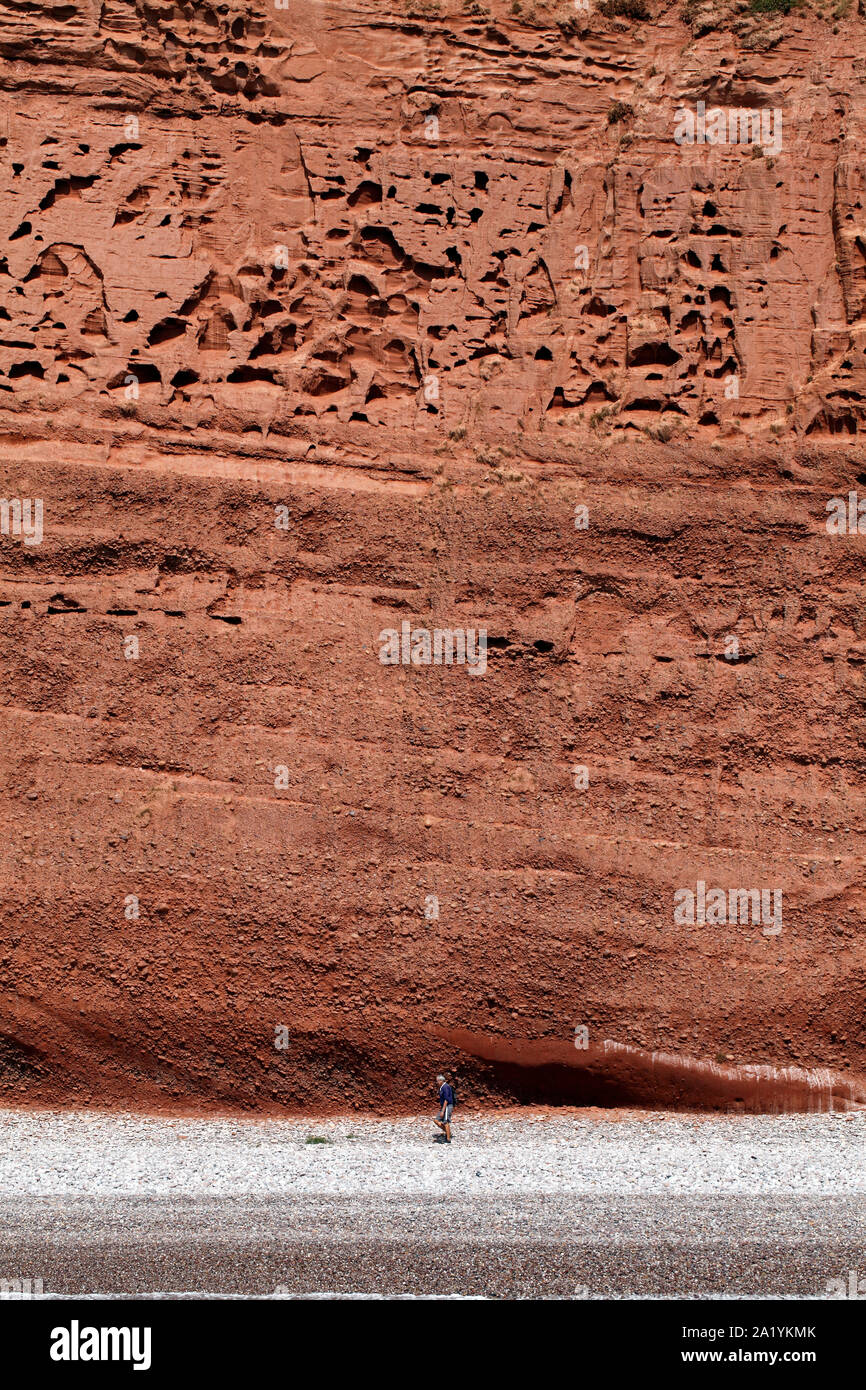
1, 0, 866, 1112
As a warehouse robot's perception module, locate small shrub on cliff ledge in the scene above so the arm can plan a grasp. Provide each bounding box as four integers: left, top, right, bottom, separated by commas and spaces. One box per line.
599, 0, 650, 17
683, 0, 805, 33
589, 404, 616, 429
608, 100, 634, 124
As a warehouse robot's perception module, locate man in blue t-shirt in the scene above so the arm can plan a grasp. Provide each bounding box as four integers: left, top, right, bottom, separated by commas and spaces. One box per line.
434, 1073, 454, 1143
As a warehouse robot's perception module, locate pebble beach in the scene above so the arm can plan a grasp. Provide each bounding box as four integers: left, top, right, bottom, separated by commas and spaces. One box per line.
0, 1107, 864, 1298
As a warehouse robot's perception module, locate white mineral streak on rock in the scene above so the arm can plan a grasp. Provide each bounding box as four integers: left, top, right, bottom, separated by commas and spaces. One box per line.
601, 1041, 864, 1113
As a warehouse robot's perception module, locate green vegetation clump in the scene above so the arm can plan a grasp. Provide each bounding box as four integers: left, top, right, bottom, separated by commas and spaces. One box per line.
684, 0, 810, 36
599, 0, 651, 18
305, 1135, 331, 1145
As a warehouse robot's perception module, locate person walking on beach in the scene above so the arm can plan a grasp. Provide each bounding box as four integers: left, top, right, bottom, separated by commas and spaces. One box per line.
434, 1073, 454, 1143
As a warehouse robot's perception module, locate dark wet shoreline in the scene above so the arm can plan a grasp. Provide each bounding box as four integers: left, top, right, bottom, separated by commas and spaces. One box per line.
1, 1195, 863, 1299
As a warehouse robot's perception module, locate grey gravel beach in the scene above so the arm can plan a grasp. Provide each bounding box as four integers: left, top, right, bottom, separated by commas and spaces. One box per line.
0, 1108, 864, 1298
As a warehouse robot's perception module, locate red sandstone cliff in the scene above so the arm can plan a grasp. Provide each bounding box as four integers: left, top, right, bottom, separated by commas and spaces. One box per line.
2, 0, 866, 1112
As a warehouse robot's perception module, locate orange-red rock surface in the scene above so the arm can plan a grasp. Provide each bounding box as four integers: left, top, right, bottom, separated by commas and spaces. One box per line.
2, 0, 866, 1112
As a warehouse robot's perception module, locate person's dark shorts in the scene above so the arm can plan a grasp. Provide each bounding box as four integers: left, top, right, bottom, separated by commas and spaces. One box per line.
441, 1104, 453, 1124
